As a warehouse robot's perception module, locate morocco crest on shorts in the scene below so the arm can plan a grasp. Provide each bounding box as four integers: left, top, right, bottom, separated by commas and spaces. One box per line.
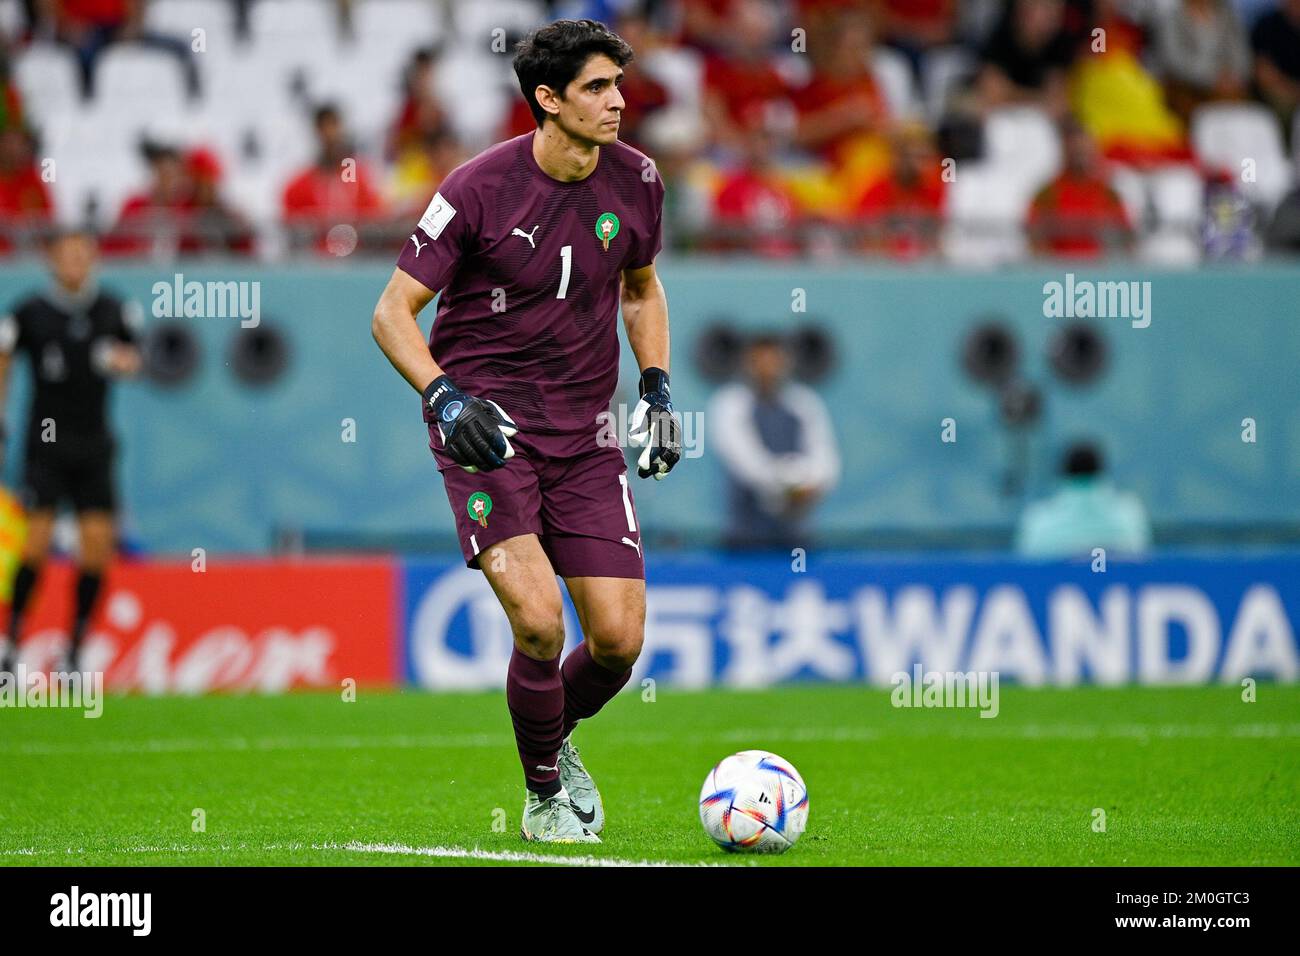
467, 491, 493, 528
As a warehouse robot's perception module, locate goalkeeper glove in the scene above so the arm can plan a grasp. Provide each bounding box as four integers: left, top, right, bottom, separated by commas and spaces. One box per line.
628, 367, 682, 480
423, 374, 518, 473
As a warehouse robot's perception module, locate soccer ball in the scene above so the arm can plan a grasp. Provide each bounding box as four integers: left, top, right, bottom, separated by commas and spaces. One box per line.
698, 750, 809, 853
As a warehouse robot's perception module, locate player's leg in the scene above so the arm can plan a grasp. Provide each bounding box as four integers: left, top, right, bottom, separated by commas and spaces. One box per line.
535, 442, 649, 833
2, 442, 63, 673
69, 510, 113, 671
1, 508, 54, 674
435, 443, 596, 842
559, 574, 644, 737
64, 442, 117, 671
479, 532, 599, 843
554, 574, 644, 834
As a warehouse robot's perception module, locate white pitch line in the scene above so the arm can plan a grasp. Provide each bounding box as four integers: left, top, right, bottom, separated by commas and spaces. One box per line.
3, 722, 1299, 757
321, 841, 732, 867
0, 842, 736, 868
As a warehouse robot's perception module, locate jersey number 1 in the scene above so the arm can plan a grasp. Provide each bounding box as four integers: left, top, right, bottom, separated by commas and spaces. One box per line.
556, 245, 571, 299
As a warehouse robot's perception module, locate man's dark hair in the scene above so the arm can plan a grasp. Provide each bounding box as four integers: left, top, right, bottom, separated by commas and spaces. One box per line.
313, 103, 341, 128
1062, 441, 1103, 478
512, 19, 634, 128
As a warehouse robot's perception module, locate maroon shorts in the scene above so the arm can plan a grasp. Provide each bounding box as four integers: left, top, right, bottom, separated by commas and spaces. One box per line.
432, 426, 645, 580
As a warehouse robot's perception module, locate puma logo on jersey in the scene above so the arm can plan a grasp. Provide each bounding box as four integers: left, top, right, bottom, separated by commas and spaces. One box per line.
409, 234, 428, 257
511, 225, 539, 248
621, 536, 642, 556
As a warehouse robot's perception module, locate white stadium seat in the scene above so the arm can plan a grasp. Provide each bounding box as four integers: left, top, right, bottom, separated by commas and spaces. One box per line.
452, 0, 545, 51
14, 43, 82, 123
95, 45, 189, 113
942, 161, 1030, 266
143, 0, 238, 45
0, 0, 22, 38
1191, 102, 1293, 210
983, 106, 1062, 198
350, 0, 445, 64
1108, 164, 1148, 229
923, 46, 975, 124
869, 46, 920, 120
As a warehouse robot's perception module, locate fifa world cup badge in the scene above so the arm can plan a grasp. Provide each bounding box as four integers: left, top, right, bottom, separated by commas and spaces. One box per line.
595, 212, 620, 251
467, 492, 493, 528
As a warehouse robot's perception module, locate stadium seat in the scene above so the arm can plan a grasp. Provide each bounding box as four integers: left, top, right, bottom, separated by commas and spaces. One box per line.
452, 0, 546, 49
983, 106, 1062, 198
0, 0, 22, 38
13, 43, 83, 122
869, 46, 920, 120
1148, 164, 1204, 232
942, 161, 1030, 266
1138, 164, 1203, 264
349, 0, 445, 65
641, 47, 705, 113
922, 46, 975, 125
434, 49, 512, 147
1109, 164, 1149, 230
95, 45, 189, 113
142, 0, 238, 43
248, 0, 343, 85
1190, 103, 1294, 210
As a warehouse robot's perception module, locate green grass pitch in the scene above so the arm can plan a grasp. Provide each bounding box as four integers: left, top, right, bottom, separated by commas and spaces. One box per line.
1, 685, 1297, 866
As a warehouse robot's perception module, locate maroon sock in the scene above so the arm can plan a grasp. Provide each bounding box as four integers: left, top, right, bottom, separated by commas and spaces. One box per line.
561, 643, 633, 740
506, 648, 565, 797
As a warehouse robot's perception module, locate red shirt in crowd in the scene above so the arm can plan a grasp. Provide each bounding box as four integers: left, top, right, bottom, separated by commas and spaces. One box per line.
1028, 171, 1132, 258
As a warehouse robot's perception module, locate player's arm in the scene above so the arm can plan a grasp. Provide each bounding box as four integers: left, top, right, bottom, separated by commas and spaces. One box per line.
371, 267, 443, 393
101, 299, 144, 378
372, 267, 517, 473
622, 262, 681, 480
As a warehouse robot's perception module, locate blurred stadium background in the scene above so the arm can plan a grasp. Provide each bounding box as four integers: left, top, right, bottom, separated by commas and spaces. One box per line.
0, 0, 1297, 695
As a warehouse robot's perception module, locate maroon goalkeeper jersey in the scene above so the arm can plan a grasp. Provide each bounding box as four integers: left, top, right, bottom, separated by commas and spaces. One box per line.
397, 131, 665, 437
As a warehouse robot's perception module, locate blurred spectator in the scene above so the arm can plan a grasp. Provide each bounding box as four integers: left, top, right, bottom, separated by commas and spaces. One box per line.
710, 115, 801, 256
701, 0, 793, 155
185, 147, 254, 256
1264, 183, 1300, 251
1203, 168, 1259, 260
103, 140, 193, 257
604, 9, 670, 152
282, 104, 387, 254
1027, 118, 1132, 258
977, 0, 1076, 118
36, 0, 198, 96
388, 129, 465, 218
789, 8, 890, 213
853, 119, 946, 259
1069, 0, 1189, 165
0, 127, 53, 253
680, 0, 743, 54
710, 333, 840, 550
1015, 441, 1152, 558
385, 46, 451, 164
1249, 0, 1300, 144
1155, 0, 1250, 124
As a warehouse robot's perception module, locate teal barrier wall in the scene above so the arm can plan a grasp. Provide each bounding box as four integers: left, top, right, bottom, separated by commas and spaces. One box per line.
1, 260, 1296, 554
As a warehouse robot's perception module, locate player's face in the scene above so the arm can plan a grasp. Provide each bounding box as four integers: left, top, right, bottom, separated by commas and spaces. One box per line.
49, 235, 97, 292
552, 54, 625, 146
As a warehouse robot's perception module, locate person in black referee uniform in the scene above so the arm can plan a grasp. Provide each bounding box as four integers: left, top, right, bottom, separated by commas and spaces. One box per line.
0, 229, 142, 674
